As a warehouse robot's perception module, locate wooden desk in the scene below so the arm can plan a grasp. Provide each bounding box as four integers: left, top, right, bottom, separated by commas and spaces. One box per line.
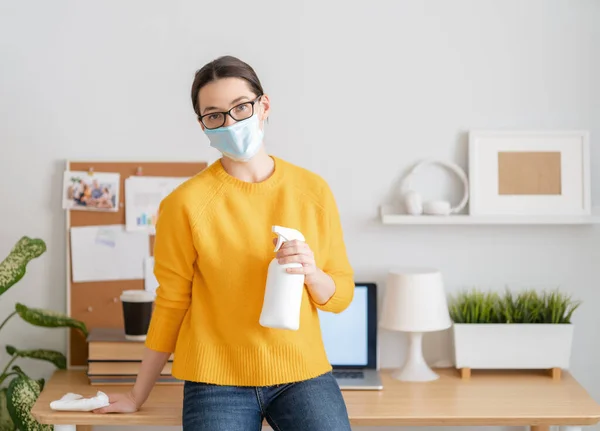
31, 369, 600, 431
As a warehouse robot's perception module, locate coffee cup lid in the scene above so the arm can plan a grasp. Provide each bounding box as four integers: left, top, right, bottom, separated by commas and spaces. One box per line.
120, 289, 155, 302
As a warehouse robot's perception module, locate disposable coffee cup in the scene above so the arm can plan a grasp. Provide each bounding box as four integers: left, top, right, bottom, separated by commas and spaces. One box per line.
120, 290, 155, 341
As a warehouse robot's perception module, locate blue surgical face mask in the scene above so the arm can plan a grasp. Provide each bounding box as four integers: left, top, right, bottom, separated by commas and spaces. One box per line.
204, 113, 264, 162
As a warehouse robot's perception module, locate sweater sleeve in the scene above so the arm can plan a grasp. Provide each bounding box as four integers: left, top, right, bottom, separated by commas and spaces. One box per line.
314, 184, 354, 313
145, 191, 196, 353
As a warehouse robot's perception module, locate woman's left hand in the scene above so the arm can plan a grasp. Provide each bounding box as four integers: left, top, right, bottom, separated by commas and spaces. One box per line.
275, 239, 320, 286
274, 239, 336, 305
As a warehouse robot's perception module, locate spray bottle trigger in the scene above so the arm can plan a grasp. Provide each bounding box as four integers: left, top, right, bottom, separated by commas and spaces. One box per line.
274, 234, 286, 252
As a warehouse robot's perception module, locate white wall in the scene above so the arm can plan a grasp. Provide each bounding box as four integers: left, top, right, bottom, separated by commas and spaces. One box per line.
1, 1, 599, 430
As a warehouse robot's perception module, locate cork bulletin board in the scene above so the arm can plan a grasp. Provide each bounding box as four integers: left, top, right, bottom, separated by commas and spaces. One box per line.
497, 151, 562, 195
65, 161, 207, 368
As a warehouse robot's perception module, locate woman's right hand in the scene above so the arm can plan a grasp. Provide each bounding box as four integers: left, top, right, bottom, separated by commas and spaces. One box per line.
93, 391, 139, 414
92, 348, 172, 414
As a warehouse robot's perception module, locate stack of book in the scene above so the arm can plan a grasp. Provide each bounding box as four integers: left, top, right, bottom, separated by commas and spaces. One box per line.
87, 327, 181, 385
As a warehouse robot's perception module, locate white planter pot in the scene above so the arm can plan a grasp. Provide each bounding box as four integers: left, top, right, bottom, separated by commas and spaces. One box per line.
453, 323, 574, 369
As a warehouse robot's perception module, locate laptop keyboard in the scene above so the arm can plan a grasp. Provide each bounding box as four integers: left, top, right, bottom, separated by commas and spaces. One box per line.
332, 370, 364, 379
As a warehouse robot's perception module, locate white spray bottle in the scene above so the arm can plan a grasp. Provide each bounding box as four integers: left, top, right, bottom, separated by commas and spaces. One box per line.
259, 225, 306, 330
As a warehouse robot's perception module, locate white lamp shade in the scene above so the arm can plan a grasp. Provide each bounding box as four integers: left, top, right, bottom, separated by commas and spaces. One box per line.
380, 268, 452, 332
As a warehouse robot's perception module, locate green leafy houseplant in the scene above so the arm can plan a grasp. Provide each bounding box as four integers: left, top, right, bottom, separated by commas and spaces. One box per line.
0, 237, 88, 431
448, 287, 581, 324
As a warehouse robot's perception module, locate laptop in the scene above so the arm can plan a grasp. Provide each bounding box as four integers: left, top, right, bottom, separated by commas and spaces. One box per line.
318, 282, 383, 390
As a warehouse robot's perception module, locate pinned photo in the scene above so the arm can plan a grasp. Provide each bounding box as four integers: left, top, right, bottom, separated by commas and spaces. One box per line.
62, 171, 120, 212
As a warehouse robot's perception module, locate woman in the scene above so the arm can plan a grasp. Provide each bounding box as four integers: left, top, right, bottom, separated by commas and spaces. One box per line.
94, 55, 355, 431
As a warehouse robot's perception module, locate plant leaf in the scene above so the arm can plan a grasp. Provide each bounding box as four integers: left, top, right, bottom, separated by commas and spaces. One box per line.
15, 303, 88, 337
0, 387, 15, 431
10, 366, 24, 376
5, 346, 16, 356
7, 347, 66, 370
0, 237, 46, 297
448, 287, 581, 324
6, 375, 52, 431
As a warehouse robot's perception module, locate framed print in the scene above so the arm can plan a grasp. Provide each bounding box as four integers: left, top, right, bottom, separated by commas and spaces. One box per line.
468, 130, 591, 216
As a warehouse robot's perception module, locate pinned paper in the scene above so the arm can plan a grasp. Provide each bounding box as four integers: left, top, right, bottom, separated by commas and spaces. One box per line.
124, 176, 189, 234
144, 257, 159, 295
62, 171, 120, 212
70, 225, 149, 282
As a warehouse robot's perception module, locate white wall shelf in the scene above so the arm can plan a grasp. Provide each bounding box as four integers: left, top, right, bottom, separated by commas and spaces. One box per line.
379, 205, 600, 225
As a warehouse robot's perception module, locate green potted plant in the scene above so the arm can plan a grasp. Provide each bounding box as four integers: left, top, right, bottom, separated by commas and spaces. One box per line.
448, 288, 580, 378
0, 236, 88, 431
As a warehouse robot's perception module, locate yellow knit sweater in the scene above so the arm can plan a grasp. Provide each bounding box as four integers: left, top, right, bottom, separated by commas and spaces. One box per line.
144, 156, 354, 386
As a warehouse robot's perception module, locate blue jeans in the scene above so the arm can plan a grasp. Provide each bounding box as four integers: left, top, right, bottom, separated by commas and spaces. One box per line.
182, 371, 351, 431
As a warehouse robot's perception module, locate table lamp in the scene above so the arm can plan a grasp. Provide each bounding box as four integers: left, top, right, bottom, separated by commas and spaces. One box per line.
380, 268, 452, 382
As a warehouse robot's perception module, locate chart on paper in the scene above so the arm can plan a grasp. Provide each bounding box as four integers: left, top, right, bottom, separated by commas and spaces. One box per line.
136, 212, 156, 228
125, 176, 190, 233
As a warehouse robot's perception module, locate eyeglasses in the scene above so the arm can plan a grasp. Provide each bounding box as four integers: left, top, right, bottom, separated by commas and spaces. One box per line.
198, 96, 261, 130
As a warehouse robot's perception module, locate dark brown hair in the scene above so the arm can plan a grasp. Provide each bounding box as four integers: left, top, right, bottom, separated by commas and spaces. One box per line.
191, 55, 264, 117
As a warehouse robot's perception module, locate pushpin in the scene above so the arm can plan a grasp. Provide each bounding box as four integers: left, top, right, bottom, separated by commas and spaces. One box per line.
136, 166, 143, 176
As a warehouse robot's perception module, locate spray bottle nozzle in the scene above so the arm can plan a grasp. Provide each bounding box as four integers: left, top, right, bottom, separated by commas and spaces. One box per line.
272, 225, 305, 252
274, 235, 285, 252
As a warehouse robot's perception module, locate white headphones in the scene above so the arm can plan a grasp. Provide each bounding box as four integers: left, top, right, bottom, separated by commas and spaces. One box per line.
401, 159, 469, 216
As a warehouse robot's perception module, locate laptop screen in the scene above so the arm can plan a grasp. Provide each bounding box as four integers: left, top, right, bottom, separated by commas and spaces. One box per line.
318, 284, 369, 367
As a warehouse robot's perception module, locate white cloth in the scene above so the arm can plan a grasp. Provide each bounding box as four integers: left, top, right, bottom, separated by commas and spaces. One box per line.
50, 391, 110, 411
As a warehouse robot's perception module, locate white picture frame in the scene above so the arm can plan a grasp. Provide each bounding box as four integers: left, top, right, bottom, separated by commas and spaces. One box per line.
468, 130, 591, 216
